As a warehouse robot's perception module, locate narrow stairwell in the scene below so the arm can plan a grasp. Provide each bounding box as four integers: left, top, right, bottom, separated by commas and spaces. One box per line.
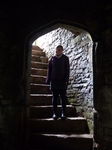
29, 45, 93, 150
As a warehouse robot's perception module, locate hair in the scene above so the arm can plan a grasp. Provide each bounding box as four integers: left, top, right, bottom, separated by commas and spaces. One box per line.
56, 45, 63, 51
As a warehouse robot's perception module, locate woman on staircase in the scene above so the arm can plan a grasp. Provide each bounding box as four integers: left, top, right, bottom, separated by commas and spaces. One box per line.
46, 45, 70, 120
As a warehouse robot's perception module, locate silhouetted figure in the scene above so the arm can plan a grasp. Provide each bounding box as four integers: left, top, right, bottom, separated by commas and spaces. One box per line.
46, 45, 70, 120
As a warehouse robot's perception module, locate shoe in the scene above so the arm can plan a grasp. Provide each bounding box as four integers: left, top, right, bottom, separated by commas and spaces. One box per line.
61, 112, 66, 120
52, 113, 57, 120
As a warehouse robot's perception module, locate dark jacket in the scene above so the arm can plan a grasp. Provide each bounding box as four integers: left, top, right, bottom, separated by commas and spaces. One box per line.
46, 54, 69, 89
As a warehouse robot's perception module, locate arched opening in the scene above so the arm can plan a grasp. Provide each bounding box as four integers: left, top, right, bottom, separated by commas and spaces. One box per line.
32, 27, 93, 133
25, 21, 96, 149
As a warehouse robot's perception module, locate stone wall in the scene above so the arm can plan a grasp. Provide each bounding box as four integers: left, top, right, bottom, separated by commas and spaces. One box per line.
94, 36, 112, 149
34, 27, 93, 133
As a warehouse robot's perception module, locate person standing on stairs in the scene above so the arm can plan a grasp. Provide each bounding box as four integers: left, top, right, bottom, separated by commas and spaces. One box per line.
46, 45, 70, 120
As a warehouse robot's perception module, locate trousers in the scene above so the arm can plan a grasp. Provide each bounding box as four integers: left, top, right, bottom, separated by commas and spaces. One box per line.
52, 89, 67, 114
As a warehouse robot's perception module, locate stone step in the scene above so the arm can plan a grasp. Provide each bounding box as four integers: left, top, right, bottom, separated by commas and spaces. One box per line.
32, 50, 45, 56
40, 56, 48, 63
30, 94, 70, 106
30, 105, 77, 118
30, 94, 52, 105
31, 68, 47, 76
31, 55, 48, 63
30, 117, 89, 133
32, 45, 43, 51
30, 83, 51, 94
30, 75, 46, 84
31, 55, 41, 62
31, 61, 48, 69
29, 133, 93, 150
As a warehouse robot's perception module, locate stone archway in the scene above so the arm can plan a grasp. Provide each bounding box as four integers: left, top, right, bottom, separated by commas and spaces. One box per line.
32, 27, 94, 133
24, 20, 97, 149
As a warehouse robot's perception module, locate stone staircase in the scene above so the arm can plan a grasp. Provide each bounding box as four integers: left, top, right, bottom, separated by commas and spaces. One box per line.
29, 45, 93, 150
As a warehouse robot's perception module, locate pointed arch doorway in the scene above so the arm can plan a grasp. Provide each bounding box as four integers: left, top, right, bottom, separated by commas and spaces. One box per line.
24, 21, 97, 149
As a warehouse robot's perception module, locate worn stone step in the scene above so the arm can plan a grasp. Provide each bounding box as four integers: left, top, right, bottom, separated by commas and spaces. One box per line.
30, 75, 46, 84
30, 83, 51, 94
32, 45, 43, 51
30, 105, 77, 118
31, 68, 47, 76
29, 133, 93, 150
31, 55, 41, 62
40, 56, 48, 63
30, 94, 52, 105
32, 50, 45, 56
31, 61, 48, 69
30, 94, 70, 106
30, 117, 89, 133
31, 55, 48, 63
